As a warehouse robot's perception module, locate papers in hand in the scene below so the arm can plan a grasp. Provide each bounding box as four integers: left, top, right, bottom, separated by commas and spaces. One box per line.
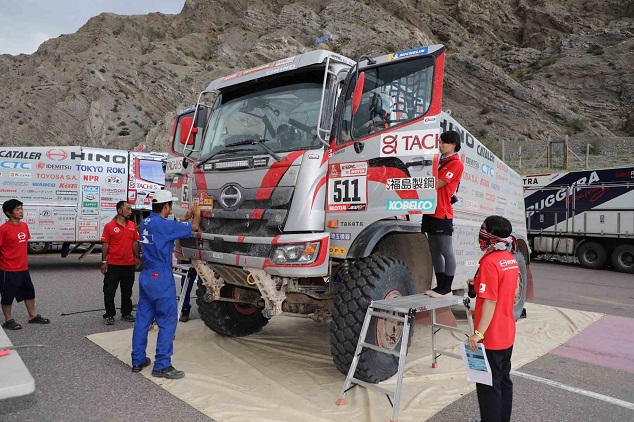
459, 341, 493, 386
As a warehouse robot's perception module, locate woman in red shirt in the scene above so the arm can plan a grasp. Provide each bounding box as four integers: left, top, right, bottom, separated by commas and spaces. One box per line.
468, 215, 520, 422
422, 130, 464, 297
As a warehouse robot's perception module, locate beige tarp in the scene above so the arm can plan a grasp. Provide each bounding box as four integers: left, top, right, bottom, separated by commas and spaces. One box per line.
88, 303, 601, 422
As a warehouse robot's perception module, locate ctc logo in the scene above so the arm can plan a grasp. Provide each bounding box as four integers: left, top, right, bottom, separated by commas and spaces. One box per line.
481, 163, 495, 177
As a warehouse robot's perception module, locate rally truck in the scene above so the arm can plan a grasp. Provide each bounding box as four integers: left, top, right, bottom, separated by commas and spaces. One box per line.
524, 166, 634, 273
165, 46, 529, 383
0, 146, 165, 255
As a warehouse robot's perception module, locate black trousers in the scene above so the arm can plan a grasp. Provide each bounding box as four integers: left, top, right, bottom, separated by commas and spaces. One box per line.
476, 345, 513, 422
103, 264, 135, 318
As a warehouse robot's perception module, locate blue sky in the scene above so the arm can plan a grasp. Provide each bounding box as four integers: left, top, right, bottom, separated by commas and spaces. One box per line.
0, 0, 185, 55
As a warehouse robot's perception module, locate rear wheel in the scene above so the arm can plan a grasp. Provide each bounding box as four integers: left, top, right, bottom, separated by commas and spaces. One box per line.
576, 241, 607, 269
611, 244, 634, 274
330, 255, 415, 384
196, 283, 268, 337
27, 242, 50, 254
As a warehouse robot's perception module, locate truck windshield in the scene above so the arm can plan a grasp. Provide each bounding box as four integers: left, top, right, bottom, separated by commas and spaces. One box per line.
200, 69, 326, 160
138, 159, 165, 185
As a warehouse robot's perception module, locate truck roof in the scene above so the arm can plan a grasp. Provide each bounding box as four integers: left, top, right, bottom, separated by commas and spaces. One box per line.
203, 50, 356, 93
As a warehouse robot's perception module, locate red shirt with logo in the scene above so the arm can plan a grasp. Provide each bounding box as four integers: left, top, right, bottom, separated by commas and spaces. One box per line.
101, 220, 140, 266
474, 249, 520, 350
431, 155, 463, 219
0, 222, 31, 271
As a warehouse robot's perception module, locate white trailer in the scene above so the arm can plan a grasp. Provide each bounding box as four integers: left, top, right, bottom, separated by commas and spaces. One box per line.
524, 166, 634, 273
0, 146, 166, 255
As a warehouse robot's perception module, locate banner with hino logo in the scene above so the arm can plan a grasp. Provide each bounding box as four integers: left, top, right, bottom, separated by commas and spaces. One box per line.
0, 146, 81, 242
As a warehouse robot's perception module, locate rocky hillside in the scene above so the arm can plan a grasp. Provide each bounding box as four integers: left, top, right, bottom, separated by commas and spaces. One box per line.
0, 0, 632, 171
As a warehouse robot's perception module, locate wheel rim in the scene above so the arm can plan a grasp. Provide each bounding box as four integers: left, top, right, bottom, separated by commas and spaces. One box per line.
619, 251, 634, 267
376, 289, 404, 350
231, 286, 258, 315
29, 242, 47, 252
585, 250, 598, 263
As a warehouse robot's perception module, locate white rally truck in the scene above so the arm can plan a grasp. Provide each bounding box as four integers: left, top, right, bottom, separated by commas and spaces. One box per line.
165, 46, 529, 382
524, 166, 634, 273
0, 147, 166, 254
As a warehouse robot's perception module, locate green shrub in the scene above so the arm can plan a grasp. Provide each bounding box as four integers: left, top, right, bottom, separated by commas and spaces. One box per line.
118, 129, 130, 136
587, 44, 604, 55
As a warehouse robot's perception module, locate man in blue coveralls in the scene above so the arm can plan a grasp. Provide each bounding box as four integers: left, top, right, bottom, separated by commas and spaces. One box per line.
131, 190, 201, 379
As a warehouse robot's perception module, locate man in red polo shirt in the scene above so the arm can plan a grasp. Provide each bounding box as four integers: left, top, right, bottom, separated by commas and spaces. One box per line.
0, 199, 50, 330
468, 215, 520, 422
101, 201, 140, 325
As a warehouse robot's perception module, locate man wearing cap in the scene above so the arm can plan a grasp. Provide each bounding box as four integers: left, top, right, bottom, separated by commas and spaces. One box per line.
131, 190, 201, 379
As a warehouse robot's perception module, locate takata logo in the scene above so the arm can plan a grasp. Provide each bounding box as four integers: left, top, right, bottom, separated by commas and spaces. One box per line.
46, 149, 68, 161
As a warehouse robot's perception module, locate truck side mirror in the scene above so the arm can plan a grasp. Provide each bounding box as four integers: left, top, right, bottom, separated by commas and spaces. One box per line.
351, 71, 365, 116
179, 117, 196, 145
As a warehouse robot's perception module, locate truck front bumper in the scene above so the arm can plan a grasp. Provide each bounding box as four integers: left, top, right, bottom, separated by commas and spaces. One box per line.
180, 231, 330, 278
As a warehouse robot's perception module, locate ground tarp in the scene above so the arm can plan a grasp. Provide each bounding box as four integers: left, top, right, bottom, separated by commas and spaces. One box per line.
87, 303, 601, 422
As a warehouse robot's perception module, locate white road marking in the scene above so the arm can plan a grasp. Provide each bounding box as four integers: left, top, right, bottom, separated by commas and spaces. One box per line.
511, 370, 634, 410
578, 295, 634, 307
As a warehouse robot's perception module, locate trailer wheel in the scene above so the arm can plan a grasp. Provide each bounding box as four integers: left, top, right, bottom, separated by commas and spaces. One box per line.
196, 283, 268, 337
576, 242, 607, 269
611, 244, 634, 274
27, 242, 51, 254
330, 255, 415, 384
513, 252, 528, 321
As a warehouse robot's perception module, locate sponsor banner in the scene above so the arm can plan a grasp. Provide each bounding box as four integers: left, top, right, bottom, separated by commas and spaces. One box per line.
380, 129, 439, 157
330, 232, 352, 241
386, 199, 436, 211
386, 177, 435, 191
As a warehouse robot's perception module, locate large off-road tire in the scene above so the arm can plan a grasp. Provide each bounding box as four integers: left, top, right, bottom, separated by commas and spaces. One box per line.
196, 283, 268, 337
611, 244, 634, 274
330, 255, 416, 384
576, 241, 607, 269
513, 252, 528, 321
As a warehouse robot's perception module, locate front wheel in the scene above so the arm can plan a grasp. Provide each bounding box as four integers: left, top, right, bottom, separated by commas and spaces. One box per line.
330, 255, 415, 384
196, 283, 268, 337
27, 242, 51, 254
576, 241, 607, 269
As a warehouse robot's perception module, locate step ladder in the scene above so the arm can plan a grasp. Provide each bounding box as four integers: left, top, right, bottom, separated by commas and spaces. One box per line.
173, 263, 197, 324
336, 293, 474, 422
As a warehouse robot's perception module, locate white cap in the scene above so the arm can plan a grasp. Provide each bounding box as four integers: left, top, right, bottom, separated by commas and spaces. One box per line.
152, 189, 178, 204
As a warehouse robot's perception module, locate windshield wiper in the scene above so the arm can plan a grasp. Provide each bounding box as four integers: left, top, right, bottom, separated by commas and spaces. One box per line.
197, 147, 258, 168
226, 139, 282, 162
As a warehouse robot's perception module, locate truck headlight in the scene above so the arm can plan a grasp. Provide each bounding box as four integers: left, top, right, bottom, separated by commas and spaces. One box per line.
269, 242, 320, 265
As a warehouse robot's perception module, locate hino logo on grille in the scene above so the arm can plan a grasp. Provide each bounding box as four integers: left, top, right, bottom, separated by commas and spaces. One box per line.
219, 184, 243, 210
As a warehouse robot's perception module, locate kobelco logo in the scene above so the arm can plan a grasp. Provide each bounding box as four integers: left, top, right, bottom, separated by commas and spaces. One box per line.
46, 149, 68, 161
219, 184, 243, 210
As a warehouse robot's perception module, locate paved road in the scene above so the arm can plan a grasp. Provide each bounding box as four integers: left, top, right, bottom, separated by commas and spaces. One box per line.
0, 254, 211, 422
430, 261, 634, 422
2, 257, 632, 421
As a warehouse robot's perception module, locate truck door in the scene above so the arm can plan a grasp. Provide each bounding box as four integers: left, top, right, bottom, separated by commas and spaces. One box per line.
166, 105, 206, 218
327, 46, 445, 230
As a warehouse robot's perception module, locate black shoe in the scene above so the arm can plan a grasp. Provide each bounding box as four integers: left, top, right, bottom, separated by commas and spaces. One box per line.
105, 316, 115, 326
520, 308, 527, 319
152, 366, 185, 379
132, 357, 151, 373
121, 314, 135, 322
179, 310, 190, 323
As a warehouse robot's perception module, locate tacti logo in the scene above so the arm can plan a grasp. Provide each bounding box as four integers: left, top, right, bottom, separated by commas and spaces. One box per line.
46, 149, 68, 161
